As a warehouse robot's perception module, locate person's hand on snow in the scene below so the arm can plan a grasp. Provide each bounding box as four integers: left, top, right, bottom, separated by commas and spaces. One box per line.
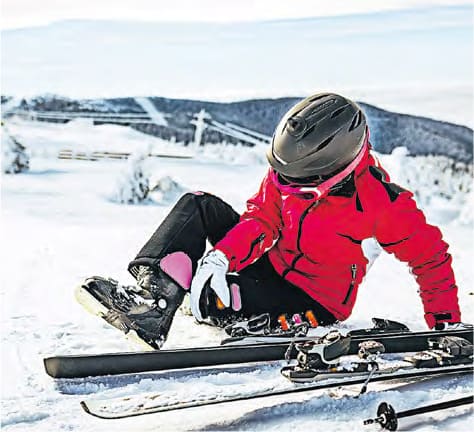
190, 249, 230, 322
434, 322, 473, 331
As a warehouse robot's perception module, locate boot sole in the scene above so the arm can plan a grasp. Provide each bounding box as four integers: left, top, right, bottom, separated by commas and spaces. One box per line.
75, 284, 157, 351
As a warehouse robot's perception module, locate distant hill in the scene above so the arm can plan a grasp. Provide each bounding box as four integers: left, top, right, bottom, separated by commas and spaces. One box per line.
360, 103, 473, 164
2, 94, 472, 163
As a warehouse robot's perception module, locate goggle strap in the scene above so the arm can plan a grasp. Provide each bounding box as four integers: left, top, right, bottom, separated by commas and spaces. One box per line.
271, 130, 369, 200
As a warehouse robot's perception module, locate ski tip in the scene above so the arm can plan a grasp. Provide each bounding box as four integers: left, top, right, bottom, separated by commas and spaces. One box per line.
80, 401, 91, 414
80, 401, 110, 419
80, 400, 138, 420
43, 357, 60, 378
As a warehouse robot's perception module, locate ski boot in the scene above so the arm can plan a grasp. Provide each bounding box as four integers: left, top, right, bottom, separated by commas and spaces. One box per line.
76, 266, 185, 350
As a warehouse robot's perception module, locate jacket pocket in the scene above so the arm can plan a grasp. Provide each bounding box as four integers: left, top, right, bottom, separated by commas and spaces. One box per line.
342, 264, 357, 305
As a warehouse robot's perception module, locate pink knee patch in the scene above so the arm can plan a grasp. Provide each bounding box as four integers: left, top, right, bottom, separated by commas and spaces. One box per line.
230, 283, 242, 311
191, 191, 205, 195
159, 252, 193, 290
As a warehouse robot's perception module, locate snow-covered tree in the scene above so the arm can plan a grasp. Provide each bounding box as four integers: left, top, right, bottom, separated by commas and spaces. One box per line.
400, 155, 472, 210
1, 124, 29, 174
378, 147, 472, 211
150, 175, 185, 204
112, 151, 150, 204
454, 190, 473, 226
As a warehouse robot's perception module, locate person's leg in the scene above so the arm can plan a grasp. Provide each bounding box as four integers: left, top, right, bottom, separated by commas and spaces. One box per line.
128, 192, 240, 278
78, 192, 241, 349
204, 254, 337, 328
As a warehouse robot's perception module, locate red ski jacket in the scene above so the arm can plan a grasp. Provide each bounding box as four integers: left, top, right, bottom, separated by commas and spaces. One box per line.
215, 149, 461, 328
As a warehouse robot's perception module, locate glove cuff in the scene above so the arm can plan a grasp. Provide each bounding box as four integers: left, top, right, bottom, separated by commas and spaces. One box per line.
211, 248, 231, 268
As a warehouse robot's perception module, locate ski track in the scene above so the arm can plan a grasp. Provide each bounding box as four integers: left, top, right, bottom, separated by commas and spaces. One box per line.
1, 119, 473, 431
201, 385, 473, 432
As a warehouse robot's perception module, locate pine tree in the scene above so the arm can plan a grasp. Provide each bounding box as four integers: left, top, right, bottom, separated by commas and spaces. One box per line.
1, 123, 30, 174
112, 151, 150, 204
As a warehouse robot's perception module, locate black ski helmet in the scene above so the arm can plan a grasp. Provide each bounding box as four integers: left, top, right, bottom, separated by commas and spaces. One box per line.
267, 93, 367, 178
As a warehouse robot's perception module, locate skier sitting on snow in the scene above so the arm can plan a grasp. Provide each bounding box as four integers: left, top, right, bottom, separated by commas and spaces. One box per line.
77, 93, 464, 350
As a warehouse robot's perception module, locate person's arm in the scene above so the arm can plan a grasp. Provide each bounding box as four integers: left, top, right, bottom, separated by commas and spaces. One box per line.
372, 170, 461, 329
214, 169, 283, 272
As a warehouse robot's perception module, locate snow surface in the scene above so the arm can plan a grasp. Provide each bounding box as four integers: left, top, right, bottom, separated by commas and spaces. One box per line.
1, 119, 473, 431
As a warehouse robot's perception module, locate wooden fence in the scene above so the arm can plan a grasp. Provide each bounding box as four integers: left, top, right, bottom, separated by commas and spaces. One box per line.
58, 150, 193, 161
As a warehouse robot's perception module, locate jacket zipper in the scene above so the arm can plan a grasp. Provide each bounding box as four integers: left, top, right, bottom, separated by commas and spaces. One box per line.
342, 264, 357, 305
240, 233, 266, 264
282, 202, 318, 279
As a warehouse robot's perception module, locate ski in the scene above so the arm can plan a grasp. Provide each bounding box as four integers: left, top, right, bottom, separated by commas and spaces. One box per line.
80, 364, 473, 419
280, 334, 473, 383
44, 323, 473, 379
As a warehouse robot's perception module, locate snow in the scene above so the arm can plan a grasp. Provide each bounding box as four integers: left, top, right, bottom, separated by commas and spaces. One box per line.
133, 97, 168, 127
1, 118, 473, 431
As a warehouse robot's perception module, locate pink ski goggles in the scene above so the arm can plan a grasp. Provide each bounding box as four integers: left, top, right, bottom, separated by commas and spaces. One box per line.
270, 131, 369, 200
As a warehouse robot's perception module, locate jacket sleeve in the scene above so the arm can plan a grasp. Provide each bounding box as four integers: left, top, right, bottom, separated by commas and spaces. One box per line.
214, 170, 282, 272
374, 187, 461, 329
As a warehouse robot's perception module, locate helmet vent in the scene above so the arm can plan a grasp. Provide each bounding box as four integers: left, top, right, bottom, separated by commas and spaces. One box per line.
315, 133, 335, 152
349, 111, 363, 131
308, 94, 329, 103
330, 105, 348, 119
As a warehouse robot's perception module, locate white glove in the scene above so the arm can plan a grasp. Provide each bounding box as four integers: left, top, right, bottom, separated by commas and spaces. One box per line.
435, 322, 473, 331
190, 249, 230, 322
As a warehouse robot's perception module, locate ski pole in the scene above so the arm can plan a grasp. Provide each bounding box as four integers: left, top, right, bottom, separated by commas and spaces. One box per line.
357, 362, 379, 396
363, 395, 473, 431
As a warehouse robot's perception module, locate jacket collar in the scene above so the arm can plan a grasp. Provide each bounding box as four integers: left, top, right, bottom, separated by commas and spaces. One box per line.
328, 172, 356, 197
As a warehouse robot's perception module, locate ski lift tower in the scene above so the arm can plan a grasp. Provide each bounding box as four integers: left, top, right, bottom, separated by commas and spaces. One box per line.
190, 109, 210, 152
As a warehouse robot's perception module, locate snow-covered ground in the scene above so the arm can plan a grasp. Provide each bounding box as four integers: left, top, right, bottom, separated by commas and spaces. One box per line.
1, 119, 473, 431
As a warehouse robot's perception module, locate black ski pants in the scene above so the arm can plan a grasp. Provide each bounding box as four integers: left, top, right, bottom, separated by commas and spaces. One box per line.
129, 192, 336, 325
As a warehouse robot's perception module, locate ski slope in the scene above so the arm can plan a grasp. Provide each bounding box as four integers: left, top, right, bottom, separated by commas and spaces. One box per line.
1, 119, 473, 431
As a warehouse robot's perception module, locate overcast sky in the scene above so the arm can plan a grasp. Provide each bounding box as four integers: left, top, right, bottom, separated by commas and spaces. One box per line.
1, 0, 470, 29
